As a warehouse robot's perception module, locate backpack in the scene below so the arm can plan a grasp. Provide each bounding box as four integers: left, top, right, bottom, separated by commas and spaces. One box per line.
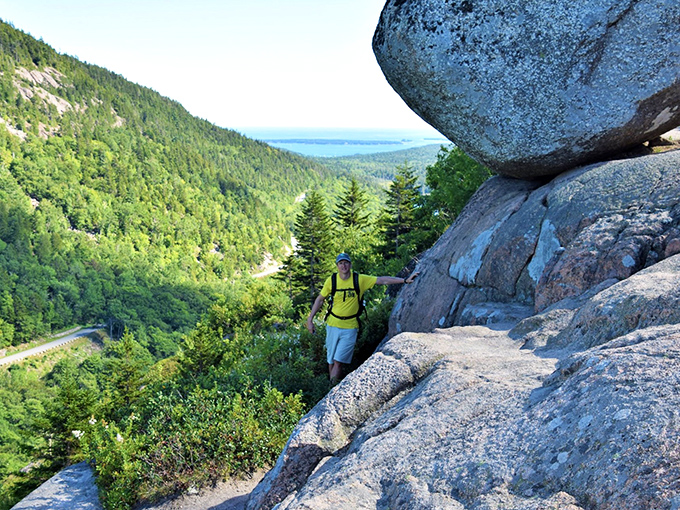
324, 272, 367, 328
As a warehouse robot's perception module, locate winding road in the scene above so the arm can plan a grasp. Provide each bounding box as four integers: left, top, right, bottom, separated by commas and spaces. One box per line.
0, 327, 100, 366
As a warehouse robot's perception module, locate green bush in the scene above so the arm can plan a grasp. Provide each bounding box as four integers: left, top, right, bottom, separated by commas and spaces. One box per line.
80, 419, 142, 510
238, 323, 330, 407
81, 383, 304, 509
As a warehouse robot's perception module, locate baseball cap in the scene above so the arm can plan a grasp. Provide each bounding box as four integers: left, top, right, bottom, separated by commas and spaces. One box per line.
336, 253, 351, 264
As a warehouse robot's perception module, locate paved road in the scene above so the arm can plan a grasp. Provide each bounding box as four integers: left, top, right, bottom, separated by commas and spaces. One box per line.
0, 327, 100, 366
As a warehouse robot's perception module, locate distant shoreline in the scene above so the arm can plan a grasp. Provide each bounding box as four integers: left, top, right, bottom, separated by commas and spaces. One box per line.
262, 138, 405, 145
239, 128, 448, 158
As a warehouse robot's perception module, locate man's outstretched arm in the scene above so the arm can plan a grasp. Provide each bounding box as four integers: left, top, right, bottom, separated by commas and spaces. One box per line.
376, 272, 420, 286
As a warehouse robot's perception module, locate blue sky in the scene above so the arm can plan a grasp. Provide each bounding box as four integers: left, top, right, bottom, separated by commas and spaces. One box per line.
0, 0, 439, 132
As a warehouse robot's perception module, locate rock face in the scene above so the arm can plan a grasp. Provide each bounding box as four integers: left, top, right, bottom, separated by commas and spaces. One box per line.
247, 150, 680, 510
11, 462, 102, 510
373, 0, 680, 178
391, 149, 680, 336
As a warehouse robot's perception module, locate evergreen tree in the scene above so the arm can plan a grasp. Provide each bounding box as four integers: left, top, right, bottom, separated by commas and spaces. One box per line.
44, 360, 97, 462
178, 302, 243, 380
334, 178, 370, 230
381, 162, 420, 260
333, 178, 378, 273
284, 191, 334, 312
103, 330, 153, 419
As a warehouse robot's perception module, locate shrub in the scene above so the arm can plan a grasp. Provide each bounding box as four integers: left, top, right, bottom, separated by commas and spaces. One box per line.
81, 383, 304, 509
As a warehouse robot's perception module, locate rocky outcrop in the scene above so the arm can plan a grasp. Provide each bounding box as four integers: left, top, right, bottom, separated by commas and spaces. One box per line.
373, 0, 680, 178
391, 149, 680, 336
10, 461, 102, 510
247, 150, 680, 510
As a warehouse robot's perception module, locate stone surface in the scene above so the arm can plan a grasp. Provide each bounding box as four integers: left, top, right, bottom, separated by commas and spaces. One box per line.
547, 254, 680, 351
249, 150, 680, 510
250, 317, 680, 508
248, 327, 567, 510
515, 325, 680, 509
390, 149, 680, 336
389, 175, 540, 335
373, 0, 680, 178
10, 462, 102, 510
246, 331, 454, 510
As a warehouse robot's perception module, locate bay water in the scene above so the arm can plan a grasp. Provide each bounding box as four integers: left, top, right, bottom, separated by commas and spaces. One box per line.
237, 127, 449, 158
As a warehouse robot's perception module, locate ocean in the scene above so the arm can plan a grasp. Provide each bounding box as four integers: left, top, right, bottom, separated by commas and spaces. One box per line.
236, 127, 449, 158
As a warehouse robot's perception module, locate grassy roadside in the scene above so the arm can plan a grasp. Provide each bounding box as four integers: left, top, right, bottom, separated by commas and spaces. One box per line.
0, 333, 104, 510
9, 335, 102, 372
0, 326, 84, 359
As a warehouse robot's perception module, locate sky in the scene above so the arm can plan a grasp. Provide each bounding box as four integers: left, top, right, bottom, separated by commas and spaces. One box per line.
0, 0, 439, 133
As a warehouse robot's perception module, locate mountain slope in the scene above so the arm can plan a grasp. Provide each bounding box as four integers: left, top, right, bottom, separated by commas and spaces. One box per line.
0, 20, 332, 347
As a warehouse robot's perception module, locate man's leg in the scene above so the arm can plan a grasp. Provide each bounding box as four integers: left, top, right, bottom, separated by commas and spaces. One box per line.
325, 326, 356, 385
329, 360, 343, 380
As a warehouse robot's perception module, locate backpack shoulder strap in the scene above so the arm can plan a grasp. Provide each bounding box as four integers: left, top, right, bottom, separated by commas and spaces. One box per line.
324, 273, 338, 321
353, 272, 361, 299
324, 272, 366, 324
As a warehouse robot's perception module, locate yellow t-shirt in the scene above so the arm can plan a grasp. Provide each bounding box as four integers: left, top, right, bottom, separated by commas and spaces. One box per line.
321, 271, 377, 329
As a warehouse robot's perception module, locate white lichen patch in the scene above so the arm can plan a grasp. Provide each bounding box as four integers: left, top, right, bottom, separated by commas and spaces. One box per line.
622, 255, 636, 268
645, 106, 678, 134
528, 219, 563, 282
613, 409, 631, 421
450, 220, 504, 284
578, 415, 593, 430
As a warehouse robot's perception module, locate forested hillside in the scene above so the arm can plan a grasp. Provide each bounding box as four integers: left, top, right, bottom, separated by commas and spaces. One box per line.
0, 20, 332, 349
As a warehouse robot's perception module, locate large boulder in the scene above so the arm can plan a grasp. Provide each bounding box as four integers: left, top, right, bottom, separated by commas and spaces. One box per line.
248, 150, 680, 510
373, 0, 680, 178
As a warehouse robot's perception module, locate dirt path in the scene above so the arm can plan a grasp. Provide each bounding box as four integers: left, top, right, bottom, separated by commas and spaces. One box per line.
136, 471, 265, 510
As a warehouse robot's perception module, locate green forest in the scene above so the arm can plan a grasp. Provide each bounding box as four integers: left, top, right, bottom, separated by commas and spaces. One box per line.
0, 20, 493, 510
317, 143, 451, 185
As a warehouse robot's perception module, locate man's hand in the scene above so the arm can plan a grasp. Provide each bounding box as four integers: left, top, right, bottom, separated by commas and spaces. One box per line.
307, 294, 325, 334
405, 271, 420, 284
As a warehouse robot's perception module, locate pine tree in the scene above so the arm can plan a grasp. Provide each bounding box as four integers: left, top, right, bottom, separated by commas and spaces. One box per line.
381, 162, 419, 259
285, 191, 334, 312
44, 360, 98, 462
335, 178, 369, 230
104, 330, 152, 419
333, 178, 377, 272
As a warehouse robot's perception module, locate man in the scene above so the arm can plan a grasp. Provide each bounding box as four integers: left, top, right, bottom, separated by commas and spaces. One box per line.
306, 253, 420, 384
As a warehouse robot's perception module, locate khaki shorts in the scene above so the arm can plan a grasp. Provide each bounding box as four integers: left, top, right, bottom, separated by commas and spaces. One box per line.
326, 325, 358, 364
